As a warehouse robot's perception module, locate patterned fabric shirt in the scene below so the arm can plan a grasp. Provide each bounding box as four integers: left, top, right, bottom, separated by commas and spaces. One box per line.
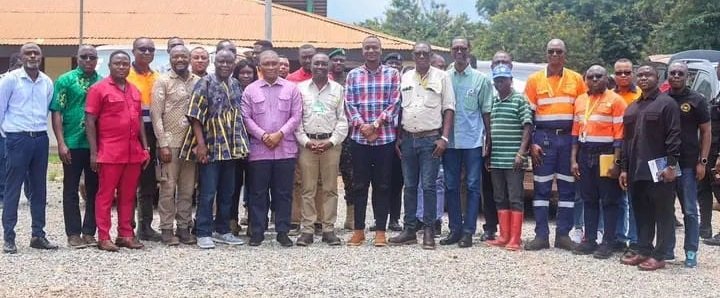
344, 64, 400, 145
179, 74, 249, 162
446, 65, 493, 149
490, 90, 533, 169
150, 70, 200, 148
49, 67, 102, 149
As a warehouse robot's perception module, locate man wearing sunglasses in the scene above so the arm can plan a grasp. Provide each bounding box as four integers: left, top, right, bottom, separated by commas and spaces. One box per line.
524, 39, 587, 251
613, 58, 641, 255
570, 66, 626, 259
127, 37, 161, 242
50, 45, 102, 249
663, 62, 710, 268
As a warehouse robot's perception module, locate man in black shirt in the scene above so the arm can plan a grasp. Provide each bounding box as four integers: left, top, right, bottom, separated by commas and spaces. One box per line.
663, 62, 710, 268
619, 65, 681, 271
699, 99, 720, 246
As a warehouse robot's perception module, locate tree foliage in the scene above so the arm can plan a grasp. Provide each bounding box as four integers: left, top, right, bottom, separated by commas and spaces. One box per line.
358, 0, 720, 71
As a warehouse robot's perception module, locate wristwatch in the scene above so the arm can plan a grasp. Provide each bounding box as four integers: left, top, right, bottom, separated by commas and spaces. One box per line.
614, 159, 621, 166
372, 121, 380, 129
700, 158, 708, 165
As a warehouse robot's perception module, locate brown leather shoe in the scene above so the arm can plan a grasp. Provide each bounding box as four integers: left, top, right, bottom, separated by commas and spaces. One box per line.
97, 240, 119, 252
422, 227, 436, 250
638, 258, 666, 271
67, 235, 88, 249
621, 254, 649, 266
374, 231, 387, 247
82, 234, 98, 247
176, 228, 197, 245
347, 230, 365, 246
115, 237, 145, 249
161, 229, 180, 246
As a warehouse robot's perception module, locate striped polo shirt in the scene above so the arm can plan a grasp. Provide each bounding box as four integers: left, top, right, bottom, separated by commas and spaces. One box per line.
490, 90, 533, 169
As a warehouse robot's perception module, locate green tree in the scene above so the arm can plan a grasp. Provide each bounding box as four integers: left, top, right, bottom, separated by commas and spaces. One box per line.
358, 0, 479, 48
474, 5, 602, 71
645, 0, 720, 53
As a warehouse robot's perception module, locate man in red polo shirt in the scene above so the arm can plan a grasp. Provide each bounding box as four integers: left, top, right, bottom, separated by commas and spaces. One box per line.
86, 51, 150, 252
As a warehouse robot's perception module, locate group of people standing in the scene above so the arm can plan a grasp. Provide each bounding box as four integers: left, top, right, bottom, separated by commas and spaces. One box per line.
1, 35, 719, 273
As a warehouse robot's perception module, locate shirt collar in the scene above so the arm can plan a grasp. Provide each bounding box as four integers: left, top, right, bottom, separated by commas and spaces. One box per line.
131, 62, 154, 76
73, 67, 98, 79
168, 69, 194, 81
640, 88, 659, 101
545, 67, 564, 77
260, 77, 287, 87
362, 64, 384, 74
17, 67, 45, 81
497, 89, 517, 102
310, 79, 330, 91
614, 83, 638, 93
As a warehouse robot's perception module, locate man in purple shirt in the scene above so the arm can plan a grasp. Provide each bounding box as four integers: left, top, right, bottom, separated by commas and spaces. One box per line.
242, 50, 303, 247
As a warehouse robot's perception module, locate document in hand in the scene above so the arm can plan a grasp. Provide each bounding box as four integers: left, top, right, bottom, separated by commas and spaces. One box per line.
599, 154, 614, 177
648, 156, 681, 183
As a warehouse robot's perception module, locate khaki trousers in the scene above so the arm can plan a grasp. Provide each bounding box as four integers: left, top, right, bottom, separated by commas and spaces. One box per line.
157, 148, 197, 230
298, 144, 341, 234
292, 163, 324, 225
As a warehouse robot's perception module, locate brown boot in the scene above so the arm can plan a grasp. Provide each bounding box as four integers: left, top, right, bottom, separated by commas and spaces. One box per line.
81, 234, 98, 247
161, 229, 180, 246
347, 230, 365, 246
344, 205, 355, 231
176, 227, 197, 245
97, 240, 119, 252
374, 231, 387, 247
115, 237, 145, 249
505, 211, 524, 251
487, 210, 511, 247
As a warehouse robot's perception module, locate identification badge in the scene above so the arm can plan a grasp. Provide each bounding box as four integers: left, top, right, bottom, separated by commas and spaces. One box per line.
579, 132, 587, 143
312, 100, 325, 113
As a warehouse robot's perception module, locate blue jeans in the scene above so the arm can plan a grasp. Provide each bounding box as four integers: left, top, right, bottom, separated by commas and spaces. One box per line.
401, 135, 441, 230
416, 166, 444, 221
2, 132, 49, 242
443, 147, 483, 235
195, 160, 236, 238
616, 192, 638, 244
668, 168, 700, 256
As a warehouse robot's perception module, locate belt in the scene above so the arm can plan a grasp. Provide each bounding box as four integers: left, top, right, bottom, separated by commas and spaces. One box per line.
402, 129, 440, 138
307, 133, 332, 139
536, 128, 570, 135
6, 131, 47, 137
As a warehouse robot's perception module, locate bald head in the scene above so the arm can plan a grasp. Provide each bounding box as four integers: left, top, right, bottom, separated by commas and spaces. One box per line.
20, 42, 42, 71
668, 61, 689, 91
431, 54, 446, 70
77, 45, 98, 74
546, 39, 567, 68
585, 65, 608, 94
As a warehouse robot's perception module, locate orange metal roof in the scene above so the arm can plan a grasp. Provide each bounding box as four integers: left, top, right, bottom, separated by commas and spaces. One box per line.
0, 0, 432, 51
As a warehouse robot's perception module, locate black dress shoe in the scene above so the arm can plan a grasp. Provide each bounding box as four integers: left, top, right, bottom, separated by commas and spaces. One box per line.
480, 231, 496, 241
277, 233, 293, 247
573, 241, 598, 255
248, 236, 264, 246
593, 243, 613, 259
388, 229, 418, 245
439, 232, 461, 245
30, 237, 58, 250
700, 227, 712, 239
458, 233, 473, 248
388, 220, 403, 232
3, 241, 17, 254
704, 233, 720, 246
422, 227, 435, 250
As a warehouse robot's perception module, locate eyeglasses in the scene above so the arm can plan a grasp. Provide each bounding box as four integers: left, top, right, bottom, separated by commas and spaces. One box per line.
669, 70, 686, 77
451, 47, 468, 53
615, 71, 632, 77
78, 54, 98, 61
547, 49, 564, 55
413, 51, 431, 57
586, 74, 604, 80
136, 47, 155, 53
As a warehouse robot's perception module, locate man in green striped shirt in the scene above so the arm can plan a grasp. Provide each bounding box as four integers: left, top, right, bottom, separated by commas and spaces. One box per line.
487, 64, 532, 251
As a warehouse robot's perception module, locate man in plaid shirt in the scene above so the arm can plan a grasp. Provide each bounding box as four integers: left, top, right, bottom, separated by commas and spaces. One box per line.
344, 36, 401, 247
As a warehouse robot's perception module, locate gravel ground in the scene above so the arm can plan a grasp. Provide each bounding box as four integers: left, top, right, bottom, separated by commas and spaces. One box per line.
0, 165, 719, 297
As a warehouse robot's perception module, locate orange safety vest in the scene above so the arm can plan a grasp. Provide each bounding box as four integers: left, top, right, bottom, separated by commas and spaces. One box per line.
525, 68, 587, 129
572, 89, 627, 145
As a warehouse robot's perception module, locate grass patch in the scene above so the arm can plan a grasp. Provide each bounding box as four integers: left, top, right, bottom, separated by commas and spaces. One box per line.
48, 153, 61, 164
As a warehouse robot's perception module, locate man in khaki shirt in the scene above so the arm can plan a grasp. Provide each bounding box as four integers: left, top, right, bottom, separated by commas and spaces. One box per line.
294, 53, 348, 246
150, 45, 199, 246
388, 42, 455, 250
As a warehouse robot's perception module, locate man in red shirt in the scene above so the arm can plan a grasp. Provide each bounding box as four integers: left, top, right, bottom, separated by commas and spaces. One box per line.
286, 44, 316, 83
86, 51, 150, 252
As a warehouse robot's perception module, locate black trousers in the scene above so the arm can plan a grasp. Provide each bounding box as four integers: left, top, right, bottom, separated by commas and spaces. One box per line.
698, 145, 720, 233
137, 122, 158, 225
348, 141, 394, 231
247, 159, 296, 238
482, 166, 498, 233
389, 151, 403, 222
230, 159, 248, 222
62, 149, 98, 236
630, 180, 676, 260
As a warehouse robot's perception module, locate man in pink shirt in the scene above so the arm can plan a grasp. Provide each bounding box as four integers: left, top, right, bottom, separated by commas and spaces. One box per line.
242, 50, 303, 247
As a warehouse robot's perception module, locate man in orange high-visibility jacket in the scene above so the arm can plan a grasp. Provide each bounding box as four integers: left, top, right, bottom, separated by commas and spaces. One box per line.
570, 65, 627, 259
524, 39, 587, 251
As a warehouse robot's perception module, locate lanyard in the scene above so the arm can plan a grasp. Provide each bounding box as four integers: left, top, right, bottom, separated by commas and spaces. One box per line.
416, 72, 429, 88
583, 95, 603, 125
543, 68, 566, 98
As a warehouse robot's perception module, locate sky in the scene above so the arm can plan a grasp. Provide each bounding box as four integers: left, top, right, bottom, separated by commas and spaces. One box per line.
327, 0, 479, 24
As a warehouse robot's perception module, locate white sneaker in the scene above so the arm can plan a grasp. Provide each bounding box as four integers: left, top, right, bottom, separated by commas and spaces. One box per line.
569, 228, 584, 243
197, 237, 215, 249
212, 232, 245, 245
